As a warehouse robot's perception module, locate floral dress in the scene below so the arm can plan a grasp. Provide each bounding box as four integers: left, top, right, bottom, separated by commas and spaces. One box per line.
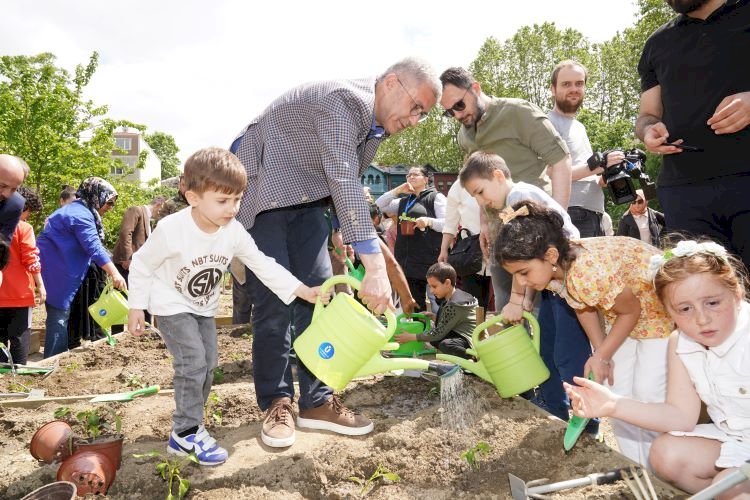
547, 236, 673, 339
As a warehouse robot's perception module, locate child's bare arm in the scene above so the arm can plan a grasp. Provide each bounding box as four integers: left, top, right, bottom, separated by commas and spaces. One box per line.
565, 335, 700, 432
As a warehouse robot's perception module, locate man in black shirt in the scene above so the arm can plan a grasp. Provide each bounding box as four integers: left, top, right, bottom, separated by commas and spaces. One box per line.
636, 0, 750, 270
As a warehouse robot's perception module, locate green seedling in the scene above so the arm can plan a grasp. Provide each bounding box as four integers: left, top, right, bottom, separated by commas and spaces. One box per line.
461, 441, 492, 471
54, 405, 122, 440
205, 392, 223, 426
133, 450, 198, 500
126, 373, 145, 389
7, 381, 29, 393
398, 213, 418, 222
229, 352, 244, 362
240, 331, 252, 340
63, 362, 80, 373
212, 367, 225, 384
427, 385, 439, 398
348, 464, 400, 497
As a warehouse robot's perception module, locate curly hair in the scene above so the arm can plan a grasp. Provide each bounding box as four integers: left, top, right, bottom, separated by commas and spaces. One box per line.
17, 186, 43, 213
493, 200, 574, 267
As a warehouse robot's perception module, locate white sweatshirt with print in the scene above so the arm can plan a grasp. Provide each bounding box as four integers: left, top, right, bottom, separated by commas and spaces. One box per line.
128, 207, 301, 316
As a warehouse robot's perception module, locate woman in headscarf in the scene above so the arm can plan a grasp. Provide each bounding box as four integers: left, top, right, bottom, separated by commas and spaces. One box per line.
38, 177, 127, 358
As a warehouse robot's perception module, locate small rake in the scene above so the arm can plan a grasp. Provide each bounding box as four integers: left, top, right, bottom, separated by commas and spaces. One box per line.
621, 465, 658, 500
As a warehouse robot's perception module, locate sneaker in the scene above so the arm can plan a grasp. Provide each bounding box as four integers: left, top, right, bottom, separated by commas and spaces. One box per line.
297, 396, 374, 436
261, 397, 296, 448
167, 425, 228, 466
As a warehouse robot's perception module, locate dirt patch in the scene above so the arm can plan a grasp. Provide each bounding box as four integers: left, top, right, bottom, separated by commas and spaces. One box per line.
0, 326, 685, 499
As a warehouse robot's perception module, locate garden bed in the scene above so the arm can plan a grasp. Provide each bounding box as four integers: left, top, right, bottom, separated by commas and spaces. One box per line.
0, 326, 685, 499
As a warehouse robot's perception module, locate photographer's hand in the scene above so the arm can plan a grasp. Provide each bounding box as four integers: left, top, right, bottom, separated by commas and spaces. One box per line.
708, 91, 750, 135
604, 150, 625, 167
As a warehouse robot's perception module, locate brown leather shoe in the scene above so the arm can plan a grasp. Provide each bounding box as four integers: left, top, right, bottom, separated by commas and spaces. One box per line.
261, 397, 295, 447
297, 396, 374, 436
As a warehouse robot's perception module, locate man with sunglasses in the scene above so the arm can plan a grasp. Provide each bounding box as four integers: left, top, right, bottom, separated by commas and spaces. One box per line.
616, 189, 665, 248
230, 57, 441, 449
439, 67, 572, 311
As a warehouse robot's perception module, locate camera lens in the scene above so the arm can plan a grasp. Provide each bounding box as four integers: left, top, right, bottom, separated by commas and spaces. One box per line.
609, 176, 636, 204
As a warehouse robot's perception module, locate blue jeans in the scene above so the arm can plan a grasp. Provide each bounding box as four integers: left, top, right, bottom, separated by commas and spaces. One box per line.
535, 291, 599, 433
246, 203, 332, 411
44, 303, 70, 359
658, 174, 750, 273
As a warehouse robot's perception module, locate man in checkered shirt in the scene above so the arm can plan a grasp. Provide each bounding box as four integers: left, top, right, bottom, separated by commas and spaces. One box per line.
231, 57, 441, 448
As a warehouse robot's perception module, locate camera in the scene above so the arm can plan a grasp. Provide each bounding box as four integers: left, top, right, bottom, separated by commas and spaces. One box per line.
587, 149, 657, 205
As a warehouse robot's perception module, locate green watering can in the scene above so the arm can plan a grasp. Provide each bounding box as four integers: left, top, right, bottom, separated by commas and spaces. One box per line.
437, 312, 550, 398
88, 282, 128, 346
293, 275, 456, 390
388, 313, 436, 357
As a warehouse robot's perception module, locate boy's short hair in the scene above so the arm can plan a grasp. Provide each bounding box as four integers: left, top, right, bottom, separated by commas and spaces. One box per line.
184, 147, 247, 195
426, 262, 457, 286
459, 151, 512, 186
17, 186, 43, 213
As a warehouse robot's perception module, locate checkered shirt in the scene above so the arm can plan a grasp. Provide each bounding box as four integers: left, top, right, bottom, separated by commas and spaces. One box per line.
233, 78, 385, 244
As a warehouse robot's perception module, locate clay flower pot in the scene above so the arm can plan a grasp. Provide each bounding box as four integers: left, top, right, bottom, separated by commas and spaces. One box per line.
400, 219, 417, 236
20, 481, 77, 500
29, 421, 74, 464
73, 435, 124, 469
56, 450, 116, 497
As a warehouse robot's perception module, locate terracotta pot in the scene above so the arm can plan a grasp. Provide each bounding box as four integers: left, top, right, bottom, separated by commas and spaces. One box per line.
20, 481, 77, 500
399, 220, 416, 236
56, 451, 116, 497
73, 435, 124, 469
29, 421, 74, 464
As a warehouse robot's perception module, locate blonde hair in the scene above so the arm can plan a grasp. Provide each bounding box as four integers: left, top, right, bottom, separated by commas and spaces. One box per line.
654, 246, 747, 308
183, 147, 247, 195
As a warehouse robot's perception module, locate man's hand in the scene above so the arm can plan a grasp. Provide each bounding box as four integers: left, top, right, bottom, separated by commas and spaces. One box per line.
358, 253, 393, 315
604, 150, 625, 168
128, 309, 146, 337
708, 92, 750, 134
642, 122, 685, 155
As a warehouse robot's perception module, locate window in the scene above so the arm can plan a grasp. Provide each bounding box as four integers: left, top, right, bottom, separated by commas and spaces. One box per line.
115, 137, 132, 151
111, 156, 137, 175
367, 174, 374, 184
375, 175, 381, 185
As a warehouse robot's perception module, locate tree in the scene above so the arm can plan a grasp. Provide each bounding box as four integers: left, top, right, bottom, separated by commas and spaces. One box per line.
0, 52, 126, 228
145, 131, 181, 179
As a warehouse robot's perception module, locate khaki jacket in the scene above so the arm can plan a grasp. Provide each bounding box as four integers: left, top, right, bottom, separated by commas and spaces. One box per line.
112, 205, 150, 264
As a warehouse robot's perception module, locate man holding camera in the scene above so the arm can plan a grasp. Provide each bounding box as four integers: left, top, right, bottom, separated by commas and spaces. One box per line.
547, 60, 624, 237
636, 0, 750, 270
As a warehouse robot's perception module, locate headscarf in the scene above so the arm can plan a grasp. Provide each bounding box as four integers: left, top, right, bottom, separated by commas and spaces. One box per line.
75, 177, 118, 241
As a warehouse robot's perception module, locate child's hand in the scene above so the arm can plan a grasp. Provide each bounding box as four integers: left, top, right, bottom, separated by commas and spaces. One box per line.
395, 333, 417, 344
564, 376, 619, 418
584, 356, 615, 386
127, 309, 146, 337
297, 285, 331, 305
501, 301, 524, 323
424, 312, 436, 320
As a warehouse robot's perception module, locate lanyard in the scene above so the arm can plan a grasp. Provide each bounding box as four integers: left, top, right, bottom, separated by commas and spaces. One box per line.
403, 195, 418, 214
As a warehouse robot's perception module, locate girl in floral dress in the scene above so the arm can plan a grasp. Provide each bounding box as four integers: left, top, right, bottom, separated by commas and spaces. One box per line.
494, 200, 674, 467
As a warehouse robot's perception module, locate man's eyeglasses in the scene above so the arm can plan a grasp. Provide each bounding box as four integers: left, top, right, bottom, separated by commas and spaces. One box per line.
443, 87, 470, 118
631, 199, 645, 205
396, 77, 429, 123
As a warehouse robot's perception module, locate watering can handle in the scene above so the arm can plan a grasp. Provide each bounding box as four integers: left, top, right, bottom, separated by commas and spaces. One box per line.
471, 312, 541, 353
314, 275, 397, 339
103, 279, 128, 298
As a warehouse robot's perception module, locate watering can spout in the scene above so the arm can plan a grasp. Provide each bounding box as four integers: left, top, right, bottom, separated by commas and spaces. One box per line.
354, 351, 435, 378
436, 353, 493, 384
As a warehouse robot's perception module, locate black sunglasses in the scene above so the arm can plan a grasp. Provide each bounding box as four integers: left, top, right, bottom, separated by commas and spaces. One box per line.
442, 87, 470, 117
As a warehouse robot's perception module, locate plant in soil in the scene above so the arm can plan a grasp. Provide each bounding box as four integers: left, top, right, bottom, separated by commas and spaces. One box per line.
348, 464, 400, 497
398, 213, 417, 222
212, 367, 224, 384
461, 441, 492, 470
204, 392, 223, 426
54, 405, 123, 441
125, 373, 145, 389
133, 450, 199, 500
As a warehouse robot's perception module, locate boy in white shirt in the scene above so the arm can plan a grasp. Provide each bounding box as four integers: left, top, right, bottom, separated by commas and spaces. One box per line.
127, 147, 322, 465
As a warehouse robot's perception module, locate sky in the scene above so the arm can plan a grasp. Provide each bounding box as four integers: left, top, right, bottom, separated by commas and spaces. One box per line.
2, 0, 639, 165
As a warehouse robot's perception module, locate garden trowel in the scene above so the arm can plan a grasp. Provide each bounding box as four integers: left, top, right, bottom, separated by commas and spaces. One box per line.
90, 385, 160, 403
563, 372, 594, 451
509, 468, 625, 499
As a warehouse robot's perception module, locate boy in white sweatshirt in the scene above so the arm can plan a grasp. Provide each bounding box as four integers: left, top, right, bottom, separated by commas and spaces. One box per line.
127, 147, 322, 465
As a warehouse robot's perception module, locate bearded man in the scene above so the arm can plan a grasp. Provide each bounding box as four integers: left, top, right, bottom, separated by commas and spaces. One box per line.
546, 60, 625, 237
636, 0, 750, 270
